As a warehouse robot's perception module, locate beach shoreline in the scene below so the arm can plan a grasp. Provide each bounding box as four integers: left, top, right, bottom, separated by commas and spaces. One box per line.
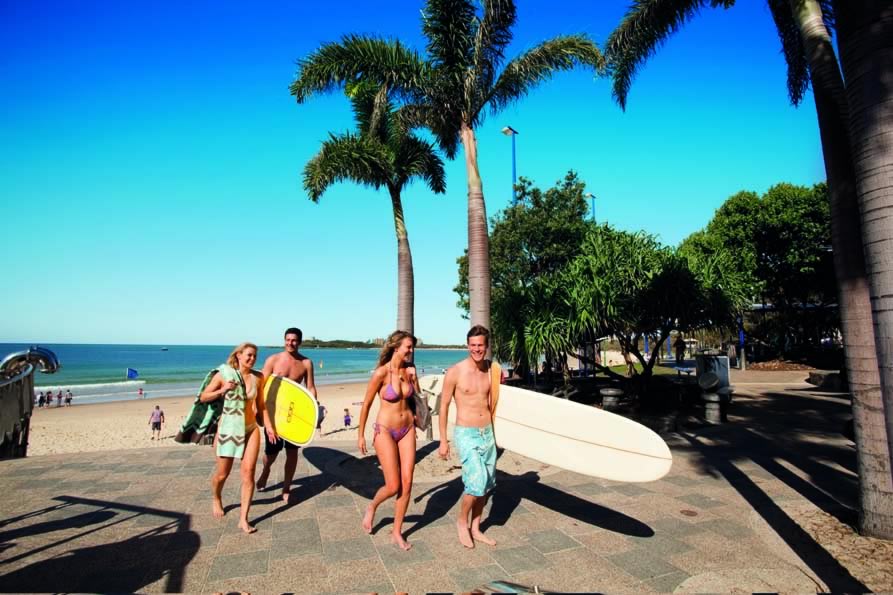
26, 380, 443, 458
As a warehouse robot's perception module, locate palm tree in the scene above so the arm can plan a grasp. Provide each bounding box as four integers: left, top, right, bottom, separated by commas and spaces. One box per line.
303, 83, 446, 335
605, 0, 892, 538
290, 0, 604, 331
834, 0, 893, 496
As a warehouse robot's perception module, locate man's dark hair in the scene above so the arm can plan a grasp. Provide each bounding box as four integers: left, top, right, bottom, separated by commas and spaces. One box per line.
284, 327, 303, 341
467, 325, 490, 345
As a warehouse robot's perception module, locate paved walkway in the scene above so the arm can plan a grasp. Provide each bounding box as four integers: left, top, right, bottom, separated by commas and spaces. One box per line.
0, 374, 871, 593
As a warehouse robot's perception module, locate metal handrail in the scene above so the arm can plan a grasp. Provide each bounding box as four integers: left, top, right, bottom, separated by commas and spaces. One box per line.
1, 346, 60, 459
1, 346, 60, 379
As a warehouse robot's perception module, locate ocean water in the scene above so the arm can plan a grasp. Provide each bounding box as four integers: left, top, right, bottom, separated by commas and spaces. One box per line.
1, 343, 463, 405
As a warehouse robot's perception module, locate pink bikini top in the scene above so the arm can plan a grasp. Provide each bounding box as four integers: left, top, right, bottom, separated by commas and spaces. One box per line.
382, 369, 415, 403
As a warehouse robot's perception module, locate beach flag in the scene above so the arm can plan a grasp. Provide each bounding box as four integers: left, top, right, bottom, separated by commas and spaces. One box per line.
126, 368, 139, 380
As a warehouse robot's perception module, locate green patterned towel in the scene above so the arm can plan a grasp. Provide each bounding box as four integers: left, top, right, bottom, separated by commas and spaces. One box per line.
175, 365, 245, 454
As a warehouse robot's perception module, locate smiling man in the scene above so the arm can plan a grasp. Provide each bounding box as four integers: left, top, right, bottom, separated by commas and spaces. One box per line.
256, 327, 317, 503
438, 325, 499, 549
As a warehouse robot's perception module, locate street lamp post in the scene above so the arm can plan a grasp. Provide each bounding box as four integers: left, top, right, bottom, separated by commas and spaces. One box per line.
502, 126, 519, 204
584, 192, 597, 222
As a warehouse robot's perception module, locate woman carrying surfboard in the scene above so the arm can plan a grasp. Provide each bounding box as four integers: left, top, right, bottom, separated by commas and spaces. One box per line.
200, 342, 275, 534
357, 330, 421, 551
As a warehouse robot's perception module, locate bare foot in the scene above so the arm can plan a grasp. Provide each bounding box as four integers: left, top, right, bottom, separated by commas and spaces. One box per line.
391, 531, 412, 551
212, 498, 225, 519
362, 504, 374, 534
456, 521, 474, 549
471, 528, 496, 546
281, 490, 291, 504
238, 520, 257, 534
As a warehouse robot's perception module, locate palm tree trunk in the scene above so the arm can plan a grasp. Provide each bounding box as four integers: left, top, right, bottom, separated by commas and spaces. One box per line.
461, 121, 491, 331
836, 1, 893, 527
793, 0, 893, 538
389, 186, 414, 336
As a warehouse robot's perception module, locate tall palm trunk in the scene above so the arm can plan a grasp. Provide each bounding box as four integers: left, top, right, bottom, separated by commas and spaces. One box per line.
389, 186, 414, 335
461, 121, 491, 331
836, 0, 893, 503
793, 0, 893, 538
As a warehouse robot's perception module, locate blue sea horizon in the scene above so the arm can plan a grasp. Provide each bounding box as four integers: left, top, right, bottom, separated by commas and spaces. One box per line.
2, 343, 461, 405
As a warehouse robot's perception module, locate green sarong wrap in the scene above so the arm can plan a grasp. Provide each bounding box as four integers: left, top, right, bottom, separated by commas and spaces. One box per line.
175, 368, 224, 445
214, 364, 249, 458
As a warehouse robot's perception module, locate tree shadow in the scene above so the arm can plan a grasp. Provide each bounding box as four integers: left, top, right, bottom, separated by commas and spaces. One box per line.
712, 387, 859, 514
0, 495, 199, 593
679, 432, 866, 591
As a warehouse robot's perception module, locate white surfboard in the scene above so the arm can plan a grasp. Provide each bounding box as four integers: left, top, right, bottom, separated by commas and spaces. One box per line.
420, 374, 672, 483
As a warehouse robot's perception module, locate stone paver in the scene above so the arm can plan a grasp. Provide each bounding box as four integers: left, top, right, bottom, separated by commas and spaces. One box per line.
0, 376, 878, 593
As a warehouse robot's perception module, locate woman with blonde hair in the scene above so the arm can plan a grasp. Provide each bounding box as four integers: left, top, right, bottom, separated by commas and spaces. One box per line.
200, 342, 275, 533
357, 330, 421, 550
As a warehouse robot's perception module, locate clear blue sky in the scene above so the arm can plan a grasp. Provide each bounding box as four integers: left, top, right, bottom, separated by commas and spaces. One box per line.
1, 0, 825, 346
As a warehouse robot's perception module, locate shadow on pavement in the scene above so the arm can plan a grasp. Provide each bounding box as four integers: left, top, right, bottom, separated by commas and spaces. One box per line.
303, 445, 653, 539
0, 495, 199, 593
678, 385, 867, 591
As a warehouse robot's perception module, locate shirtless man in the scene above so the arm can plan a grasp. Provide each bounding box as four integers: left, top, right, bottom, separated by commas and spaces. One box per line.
438, 325, 498, 548
256, 327, 317, 503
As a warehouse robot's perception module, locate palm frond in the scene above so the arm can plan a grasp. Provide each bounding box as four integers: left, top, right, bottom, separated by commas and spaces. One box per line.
395, 103, 461, 159
290, 35, 429, 103
767, 0, 809, 106
471, 0, 517, 107
605, 0, 735, 110
394, 134, 447, 194
487, 35, 605, 115
422, 0, 476, 76
302, 133, 393, 201
347, 81, 392, 140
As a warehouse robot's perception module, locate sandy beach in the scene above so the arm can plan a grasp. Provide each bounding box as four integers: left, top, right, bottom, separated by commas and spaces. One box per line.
27, 380, 445, 458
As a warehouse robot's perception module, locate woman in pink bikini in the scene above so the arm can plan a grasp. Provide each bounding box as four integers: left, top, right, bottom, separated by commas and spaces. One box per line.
357, 330, 421, 550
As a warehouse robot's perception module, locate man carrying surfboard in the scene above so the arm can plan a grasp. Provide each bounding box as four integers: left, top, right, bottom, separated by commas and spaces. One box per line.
438, 325, 500, 549
256, 327, 317, 503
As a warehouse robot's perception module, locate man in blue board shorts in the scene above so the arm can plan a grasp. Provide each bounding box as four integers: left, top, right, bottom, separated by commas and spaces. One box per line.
438, 325, 498, 549
257, 327, 317, 503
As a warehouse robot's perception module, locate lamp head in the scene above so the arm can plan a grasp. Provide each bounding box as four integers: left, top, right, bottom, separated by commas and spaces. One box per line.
501, 126, 518, 136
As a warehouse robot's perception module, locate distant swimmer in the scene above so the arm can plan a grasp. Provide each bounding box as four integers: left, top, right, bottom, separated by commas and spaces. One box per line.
256, 327, 316, 504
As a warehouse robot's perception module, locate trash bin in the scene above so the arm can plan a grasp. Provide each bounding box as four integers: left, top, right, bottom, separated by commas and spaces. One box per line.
600, 387, 624, 411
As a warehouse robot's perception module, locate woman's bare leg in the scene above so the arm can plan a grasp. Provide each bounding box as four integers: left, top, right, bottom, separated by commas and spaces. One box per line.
238, 428, 261, 533
391, 430, 416, 550
363, 430, 399, 533
211, 456, 234, 519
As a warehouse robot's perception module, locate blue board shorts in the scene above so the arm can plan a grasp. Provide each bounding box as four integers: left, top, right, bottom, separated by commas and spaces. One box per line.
454, 424, 496, 497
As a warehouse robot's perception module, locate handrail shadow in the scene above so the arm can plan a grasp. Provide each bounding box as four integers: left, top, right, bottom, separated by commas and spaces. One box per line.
0, 495, 199, 592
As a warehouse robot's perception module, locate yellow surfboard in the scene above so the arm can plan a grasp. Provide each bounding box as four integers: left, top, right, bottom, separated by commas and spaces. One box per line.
264, 375, 318, 446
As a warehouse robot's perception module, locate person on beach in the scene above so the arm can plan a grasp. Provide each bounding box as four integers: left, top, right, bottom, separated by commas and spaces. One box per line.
317, 402, 327, 431
56, 391, 63, 407
357, 330, 421, 551
438, 325, 500, 549
201, 341, 274, 533
37, 392, 45, 408
65, 389, 73, 406
138, 387, 144, 399
256, 327, 317, 503
149, 405, 165, 439
343, 408, 352, 428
